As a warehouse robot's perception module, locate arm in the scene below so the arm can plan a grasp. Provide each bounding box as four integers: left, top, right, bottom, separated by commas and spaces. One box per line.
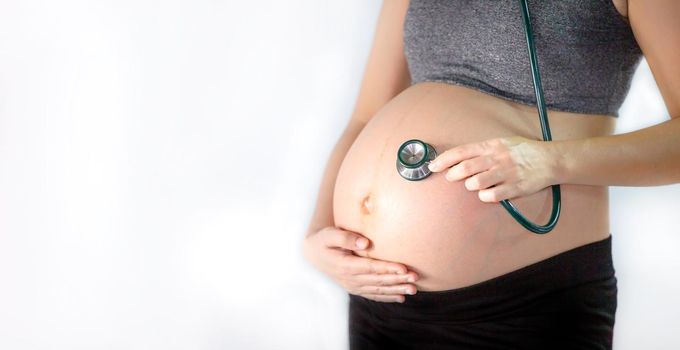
305, 0, 412, 236
551, 0, 680, 187
552, 118, 680, 186
426, 0, 680, 203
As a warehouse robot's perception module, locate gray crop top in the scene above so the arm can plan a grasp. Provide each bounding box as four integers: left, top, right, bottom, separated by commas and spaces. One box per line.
403, 0, 644, 117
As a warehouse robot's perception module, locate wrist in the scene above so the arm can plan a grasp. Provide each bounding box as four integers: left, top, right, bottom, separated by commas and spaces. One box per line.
547, 140, 571, 185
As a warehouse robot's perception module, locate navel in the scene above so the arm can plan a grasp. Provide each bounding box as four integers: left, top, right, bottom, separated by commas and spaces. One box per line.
360, 193, 373, 215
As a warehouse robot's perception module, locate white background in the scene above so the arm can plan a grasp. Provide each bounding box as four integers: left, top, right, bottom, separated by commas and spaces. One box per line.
0, 1, 678, 349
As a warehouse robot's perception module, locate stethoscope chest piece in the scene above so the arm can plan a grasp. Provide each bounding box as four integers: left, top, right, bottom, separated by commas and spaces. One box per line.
396, 139, 438, 181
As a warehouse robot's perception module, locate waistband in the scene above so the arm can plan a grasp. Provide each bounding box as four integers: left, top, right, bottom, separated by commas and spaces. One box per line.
349, 234, 615, 323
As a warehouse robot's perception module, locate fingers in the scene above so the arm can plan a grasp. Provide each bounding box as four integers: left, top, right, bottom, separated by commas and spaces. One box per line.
350, 275, 419, 303
312, 226, 422, 304
341, 254, 408, 275
356, 282, 417, 296
464, 167, 505, 191
350, 273, 418, 296
445, 155, 495, 182
353, 271, 419, 287
478, 182, 517, 202
360, 293, 406, 303
428, 141, 487, 172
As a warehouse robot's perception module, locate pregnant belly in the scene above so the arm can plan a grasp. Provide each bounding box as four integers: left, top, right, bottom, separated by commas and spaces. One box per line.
333, 81, 611, 291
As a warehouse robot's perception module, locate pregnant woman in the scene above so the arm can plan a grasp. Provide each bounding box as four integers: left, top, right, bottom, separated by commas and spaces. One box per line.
302, 0, 680, 348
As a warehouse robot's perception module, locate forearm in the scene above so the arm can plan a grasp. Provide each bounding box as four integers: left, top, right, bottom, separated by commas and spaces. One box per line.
552, 116, 680, 186
305, 117, 367, 237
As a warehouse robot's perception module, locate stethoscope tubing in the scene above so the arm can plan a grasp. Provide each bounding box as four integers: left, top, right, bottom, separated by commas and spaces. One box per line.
500, 0, 561, 234
395, 0, 562, 234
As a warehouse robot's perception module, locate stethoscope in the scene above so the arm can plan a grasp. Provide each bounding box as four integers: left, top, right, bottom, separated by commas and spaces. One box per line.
396, 0, 561, 234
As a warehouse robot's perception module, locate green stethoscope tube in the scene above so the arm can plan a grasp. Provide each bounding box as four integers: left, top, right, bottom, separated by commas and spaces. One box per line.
501, 0, 561, 234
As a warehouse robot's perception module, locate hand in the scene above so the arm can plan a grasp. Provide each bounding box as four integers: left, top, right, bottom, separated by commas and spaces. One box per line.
427, 136, 561, 202
302, 226, 419, 303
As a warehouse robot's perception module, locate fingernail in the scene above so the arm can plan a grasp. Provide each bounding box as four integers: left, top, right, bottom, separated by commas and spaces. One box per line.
428, 161, 438, 171
407, 275, 415, 282
356, 238, 368, 248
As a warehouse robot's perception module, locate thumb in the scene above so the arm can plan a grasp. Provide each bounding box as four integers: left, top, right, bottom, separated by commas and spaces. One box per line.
331, 228, 370, 250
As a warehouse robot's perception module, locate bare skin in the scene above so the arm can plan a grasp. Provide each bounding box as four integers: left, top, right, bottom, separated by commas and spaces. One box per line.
332, 81, 613, 294
303, 0, 680, 303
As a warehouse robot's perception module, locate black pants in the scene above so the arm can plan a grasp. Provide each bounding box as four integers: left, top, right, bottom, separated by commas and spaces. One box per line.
348, 235, 617, 350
